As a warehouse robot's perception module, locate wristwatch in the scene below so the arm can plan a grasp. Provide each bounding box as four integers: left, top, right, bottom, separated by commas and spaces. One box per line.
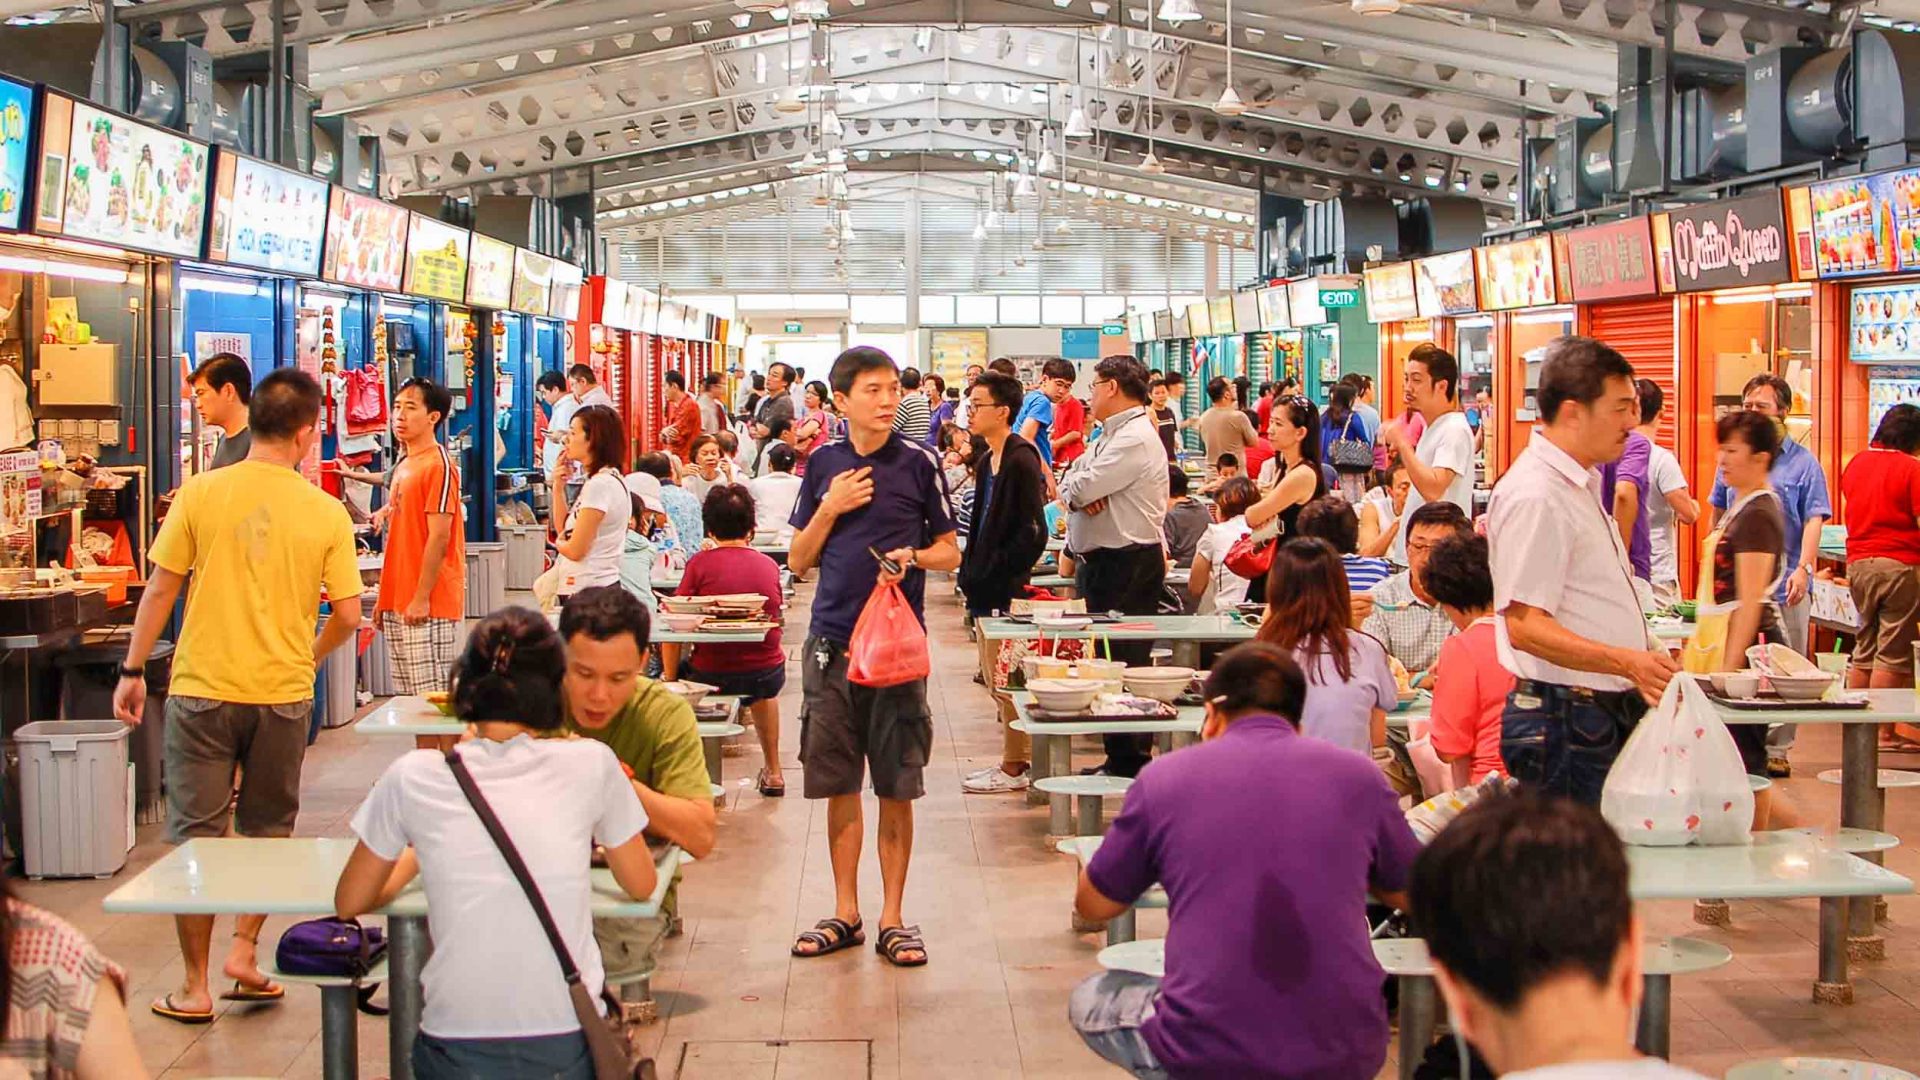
117, 664, 144, 679
905, 549, 919, 568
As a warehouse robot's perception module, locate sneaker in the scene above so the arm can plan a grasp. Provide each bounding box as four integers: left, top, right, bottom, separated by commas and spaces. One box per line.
1766, 757, 1792, 779
963, 765, 999, 782
963, 766, 1032, 793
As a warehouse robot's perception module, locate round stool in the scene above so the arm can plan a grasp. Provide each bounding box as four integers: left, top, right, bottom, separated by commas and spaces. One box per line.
1374, 939, 1436, 1080
1750, 774, 1773, 793
1096, 938, 1165, 978
1035, 774, 1135, 837
1816, 769, 1920, 789
1815, 770, 1920, 934
1638, 937, 1733, 1059
1726, 1059, 1920, 1079
1764, 827, 1902, 854
263, 957, 388, 1080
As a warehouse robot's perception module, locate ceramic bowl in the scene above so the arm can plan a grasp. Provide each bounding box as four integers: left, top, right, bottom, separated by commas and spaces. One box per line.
660, 612, 708, 633
1767, 672, 1834, 701
1020, 655, 1073, 683
1027, 678, 1100, 713
661, 597, 716, 615
1123, 666, 1195, 703
660, 680, 718, 708
1036, 615, 1093, 631
1722, 673, 1761, 700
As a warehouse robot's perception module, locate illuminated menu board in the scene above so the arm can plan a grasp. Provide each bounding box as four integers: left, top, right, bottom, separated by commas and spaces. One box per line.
1414, 251, 1478, 316
207, 150, 329, 277
1208, 295, 1236, 335
1186, 300, 1213, 338
1153, 309, 1173, 339
402, 213, 471, 303
1363, 263, 1418, 322
1807, 169, 1920, 278
1560, 218, 1658, 302
322, 187, 407, 292
511, 248, 554, 316
1287, 278, 1328, 326
42, 94, 211, 258
1474, 236, 1556, 310
0, 75, 35, 234
549, 260, 584, 320
1659, 191, 1790, 292
1255, 286, 1290, 330
465, 233, 514, 309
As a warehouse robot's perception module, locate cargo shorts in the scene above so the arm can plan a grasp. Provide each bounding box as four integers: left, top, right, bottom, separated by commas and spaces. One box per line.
798, 635, 933, 801
164, 695, 312, 843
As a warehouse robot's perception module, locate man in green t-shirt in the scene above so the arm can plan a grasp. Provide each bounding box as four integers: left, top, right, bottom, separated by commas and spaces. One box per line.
560, 587, 717, 985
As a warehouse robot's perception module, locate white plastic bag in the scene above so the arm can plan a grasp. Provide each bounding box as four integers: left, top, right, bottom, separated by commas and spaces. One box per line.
1601, 676, 1754, 847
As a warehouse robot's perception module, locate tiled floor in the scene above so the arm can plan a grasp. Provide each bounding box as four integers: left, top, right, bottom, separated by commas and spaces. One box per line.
26, 577, 1920, 1078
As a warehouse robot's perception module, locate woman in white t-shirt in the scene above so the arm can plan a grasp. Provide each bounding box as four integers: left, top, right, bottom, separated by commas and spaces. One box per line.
335, 607, 658, 1079
551, 404, 631, 595
1188, 477, 1260, 614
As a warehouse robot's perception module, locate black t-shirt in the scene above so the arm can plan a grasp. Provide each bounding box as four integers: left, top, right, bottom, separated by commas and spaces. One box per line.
1712, 490, 1785, 637
1152, 406, 1177, 458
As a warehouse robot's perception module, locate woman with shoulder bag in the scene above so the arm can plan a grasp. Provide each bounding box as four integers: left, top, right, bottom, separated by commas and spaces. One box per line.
1230, 395, 1328, 599
335, 607, 659, 1079
1321, 383, 1375, 503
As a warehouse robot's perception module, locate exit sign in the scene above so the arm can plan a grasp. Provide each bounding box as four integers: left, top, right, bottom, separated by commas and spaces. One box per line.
783, 321, 803, 333
1318, 287, 1359, 309
1100, 322, 1126, 336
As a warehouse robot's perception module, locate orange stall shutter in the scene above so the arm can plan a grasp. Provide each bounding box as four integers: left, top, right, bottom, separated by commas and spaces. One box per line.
1588, 299, 1679, 449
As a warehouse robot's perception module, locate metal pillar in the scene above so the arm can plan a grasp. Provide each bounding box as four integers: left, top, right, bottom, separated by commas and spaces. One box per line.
318, 984, 360, 1080
1396, 975, 1437, 1080
387, 915, 431, 1079
1841, 724, 1884, 959
1635, 974, 1672, 1059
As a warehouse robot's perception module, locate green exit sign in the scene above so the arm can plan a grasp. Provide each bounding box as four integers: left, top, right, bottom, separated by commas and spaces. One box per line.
1319, 288, 1359, 308
783, 321, 803, 333
1101, 323, 1126, 336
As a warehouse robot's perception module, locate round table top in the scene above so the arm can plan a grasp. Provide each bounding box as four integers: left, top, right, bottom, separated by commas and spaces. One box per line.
1096, 939, 1164, 978
1816, 768, 1920, 789
1371, 938, 1433, 977
1725, 1058, 1919, 1080
1642, 935, 1734, 976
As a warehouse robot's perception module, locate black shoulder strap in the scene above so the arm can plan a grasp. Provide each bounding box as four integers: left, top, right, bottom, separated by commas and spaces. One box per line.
444, 749, 584, 985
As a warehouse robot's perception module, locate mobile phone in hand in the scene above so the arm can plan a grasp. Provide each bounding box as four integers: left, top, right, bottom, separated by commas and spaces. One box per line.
868, 545, 903, 575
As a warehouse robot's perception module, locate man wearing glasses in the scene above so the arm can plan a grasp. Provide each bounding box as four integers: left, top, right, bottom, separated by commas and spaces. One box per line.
1059, 357, 1170, 778
958, 370, 1053, 794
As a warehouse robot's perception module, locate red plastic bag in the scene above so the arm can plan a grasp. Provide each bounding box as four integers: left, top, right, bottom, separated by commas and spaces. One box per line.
847, 583, 931, 688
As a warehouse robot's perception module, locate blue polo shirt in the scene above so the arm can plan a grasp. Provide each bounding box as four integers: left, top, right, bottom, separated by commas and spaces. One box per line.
1710, 435, 1832, 605
1014, 390, 1056, 465
790, 432, 957, 645
1087, 714, 1418, 1078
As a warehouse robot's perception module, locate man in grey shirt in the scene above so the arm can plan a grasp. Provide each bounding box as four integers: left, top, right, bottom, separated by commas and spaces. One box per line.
750, 362, 797, 473
1059, 355, 1169, 777
189, 352, 252, 470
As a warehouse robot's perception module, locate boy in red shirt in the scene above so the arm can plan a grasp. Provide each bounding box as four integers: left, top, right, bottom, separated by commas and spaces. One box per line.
375, 378, 466, 695
1052, 392, 1088, 467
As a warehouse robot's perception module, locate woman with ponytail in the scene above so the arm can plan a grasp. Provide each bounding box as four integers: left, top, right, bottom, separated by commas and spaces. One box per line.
334, 607, 658, 1079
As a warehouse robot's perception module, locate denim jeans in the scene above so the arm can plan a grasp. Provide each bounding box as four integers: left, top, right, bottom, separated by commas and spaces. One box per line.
1068, 971, 1170, 1079
412, 1030, 593, 1079
1499, 681, 1647, 806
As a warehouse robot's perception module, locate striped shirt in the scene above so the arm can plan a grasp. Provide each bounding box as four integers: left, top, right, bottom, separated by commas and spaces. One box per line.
2, 899, 126, 1079
894, 392, 932, 443
1342, 555, 1394, 593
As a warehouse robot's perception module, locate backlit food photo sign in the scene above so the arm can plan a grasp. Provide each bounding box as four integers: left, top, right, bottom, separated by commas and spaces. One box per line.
1665, 191, 1791, 292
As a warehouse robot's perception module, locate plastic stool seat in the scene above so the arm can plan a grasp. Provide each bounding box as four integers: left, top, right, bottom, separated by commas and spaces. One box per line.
1371, 938, 1433, 977
1749, 774, 1773, 793
1816, 769, 1920, 789
1726, 1058, 1920, 1079
261, 957, 389, 988
1766, 827, 1902, 854
1097, 939, 1165, 977
1642, 936, 1732, 976
1034, 775, 1135, 798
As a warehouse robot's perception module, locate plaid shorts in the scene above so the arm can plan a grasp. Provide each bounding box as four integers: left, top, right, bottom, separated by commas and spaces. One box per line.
378, 611, 460, 696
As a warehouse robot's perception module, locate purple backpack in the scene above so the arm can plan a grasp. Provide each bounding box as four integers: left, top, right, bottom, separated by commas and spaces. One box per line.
275, 918, 389, 1014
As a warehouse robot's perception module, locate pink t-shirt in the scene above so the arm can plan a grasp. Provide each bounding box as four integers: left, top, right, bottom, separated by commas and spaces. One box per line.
1428, 618, 1513, 782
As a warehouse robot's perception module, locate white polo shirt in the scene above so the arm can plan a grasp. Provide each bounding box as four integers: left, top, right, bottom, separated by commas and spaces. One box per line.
1489, 429, 1652, 692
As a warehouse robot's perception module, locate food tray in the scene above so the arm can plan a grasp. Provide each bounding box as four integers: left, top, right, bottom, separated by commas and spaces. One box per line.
1704, 691, 1868, 710
1028, 701, 1178, 724
693, 703, 733, 721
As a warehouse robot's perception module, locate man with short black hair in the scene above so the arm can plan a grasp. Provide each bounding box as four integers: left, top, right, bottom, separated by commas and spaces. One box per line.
560, 585, 717, 987
1364, 500, 1473, 675
788, 346, 960, 967
1070, 641, 1418, 1079
1161, 466, 1210, 568
1383, 343, 1475, 564
113, 368, 364, 1023
893, 366, 932, 443
1490, 336, 1678, 805
1635, 380, 1699, 609
660, 369, 701, 463
189, 352, 253, 470
1199, 376, 1259, 471
1015, 357, 1078, 466
537, 370, 572, 477
750, 362, 797, 472
376, 377, 466, 696
1411, 791, 1708, 1079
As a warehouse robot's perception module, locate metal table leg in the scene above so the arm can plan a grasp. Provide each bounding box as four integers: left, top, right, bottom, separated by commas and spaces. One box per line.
1169, 642, 1200, 669
1049, 785, 1072, 836
1841, 724, 1884, 961
1027, 732, 1052, 808
319, 984, 360, 1080
1816, 895, 1853, 1004
1076, 795, 1101, 836
1635, 973, 1671, 1058
702, 738, 723, 786
1396, 974, 1437, 1080
1105, 909, 1136, 946
388, 914, 431, 1079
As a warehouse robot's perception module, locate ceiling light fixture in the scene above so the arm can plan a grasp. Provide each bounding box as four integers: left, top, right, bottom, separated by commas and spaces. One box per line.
821, 108, 842, 136
1216, 0, 1246, 116
1157, 0, 1201, 23
1037, 146, 1056, 173
776, 85, 806, 113
792, 0, 829, 18
973, 217, 989, 240
1015, 172, 1036, 197
1140, 150, 1165, 174
1351, 0, 1401, 14
1065, 106, 1092, 138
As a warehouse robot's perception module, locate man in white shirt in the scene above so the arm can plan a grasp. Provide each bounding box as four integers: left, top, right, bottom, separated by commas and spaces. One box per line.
1411, 791, 1710, 1080
1634, 379, 1699, 608
1488, 336, 1678, 806
537, 370, 573, 478
1059, 356, 1169, 777
570, 364, 614, 410
1382, 344, 1476, 564
749, 443, 804, 541
698, 372, 730, 433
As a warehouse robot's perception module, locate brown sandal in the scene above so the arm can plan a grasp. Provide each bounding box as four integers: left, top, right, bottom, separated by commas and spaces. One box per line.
757, 768, 786, 797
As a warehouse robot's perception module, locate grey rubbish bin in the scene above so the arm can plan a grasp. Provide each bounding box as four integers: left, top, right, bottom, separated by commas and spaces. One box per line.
56, 642, 170, 826
14, 720, 131, 879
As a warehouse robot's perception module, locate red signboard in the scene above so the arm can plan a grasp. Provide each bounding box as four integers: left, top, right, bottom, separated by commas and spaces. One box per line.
1563, 218, 1659, 302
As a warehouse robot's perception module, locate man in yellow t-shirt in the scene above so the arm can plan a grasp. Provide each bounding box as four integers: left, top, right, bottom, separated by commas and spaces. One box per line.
112, 368, 363, 1025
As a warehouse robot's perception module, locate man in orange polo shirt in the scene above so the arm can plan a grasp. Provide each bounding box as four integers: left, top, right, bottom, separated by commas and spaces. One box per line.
660, 369, 702, 464
377, 378, 466, 694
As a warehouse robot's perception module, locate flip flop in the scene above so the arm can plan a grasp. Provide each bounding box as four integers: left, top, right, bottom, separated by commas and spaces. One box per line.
151, 993, 215, 1024
757, 768, 786, 797
220, 978, 284, 1003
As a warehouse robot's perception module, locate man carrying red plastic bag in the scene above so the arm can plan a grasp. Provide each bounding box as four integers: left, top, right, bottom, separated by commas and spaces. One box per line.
787, 346, 961, 970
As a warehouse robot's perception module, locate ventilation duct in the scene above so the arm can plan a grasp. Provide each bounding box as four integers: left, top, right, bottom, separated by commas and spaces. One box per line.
1673, 83, 1746, 183
1302, 197, 1400, 272
1851, 29, 1920, 169
1613, 48, 1667, 192
1747, 45, 1845, 170
1548, 118, 1610, 215
1398, 197, 1487, 255
1256, 192, 1306, 281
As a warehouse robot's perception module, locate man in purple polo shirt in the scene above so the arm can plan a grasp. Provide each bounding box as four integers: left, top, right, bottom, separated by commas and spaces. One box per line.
1600, 383, 1655, 582
1069, 642, 1420, 1078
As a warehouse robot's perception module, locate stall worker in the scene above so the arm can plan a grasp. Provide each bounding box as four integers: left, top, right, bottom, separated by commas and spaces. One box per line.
375, 378, 466, 697
189, 352, 253, 470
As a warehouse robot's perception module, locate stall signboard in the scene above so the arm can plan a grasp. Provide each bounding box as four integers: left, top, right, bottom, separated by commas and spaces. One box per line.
1230, 292, 1259, 336
465, 233, 514, 309
1288, 278, 1329, 326
1154, 308, 1174, 340
1474, 236, 1556, 310
1848, 282, 1920, 363
0, 75, 34, 234
1561, 217, 1658, 302
42, 95, 210, 258
206, 150, 328, 277
1807, 168, 1920, 278
1209, 295, 1236, 335
1363, 264, 1418, 322
322, 187, 407, 292
402, 214, 470, 303
510, 248, 554, 316
637, 288, 659, 334
1661, 191, 1790, 292
1171, 309, 1189, 339
600, 278, 633, 329
1413, 250, 1478, 317
549, 261, 584, 320
1255, 285, 1291, 330
1186, 300, 1213, 338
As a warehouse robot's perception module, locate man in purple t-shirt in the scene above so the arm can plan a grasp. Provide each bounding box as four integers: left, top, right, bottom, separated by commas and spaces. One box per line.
1600, 386, 1656, 580
1069, 642, 1420, 1078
